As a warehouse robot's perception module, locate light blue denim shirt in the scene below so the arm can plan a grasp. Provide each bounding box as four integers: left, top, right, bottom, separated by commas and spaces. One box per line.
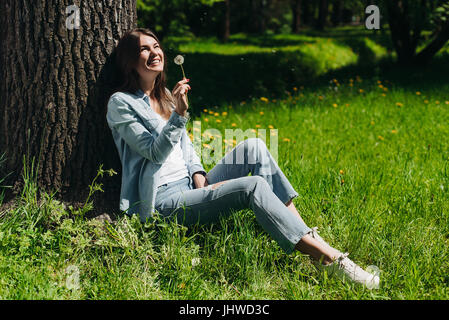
106, 88, 205, 222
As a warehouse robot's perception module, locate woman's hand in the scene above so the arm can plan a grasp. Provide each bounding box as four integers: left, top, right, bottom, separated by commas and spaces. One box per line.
193, 172, 209, 189
172, 78, 191, 117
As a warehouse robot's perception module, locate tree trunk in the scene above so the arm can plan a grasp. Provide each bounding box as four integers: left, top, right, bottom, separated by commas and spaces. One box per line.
291, 0, 302, 33
414, 22, 449, 65
0, 1, 137, 203
385, 0, 417, 64
220, 0, 231, 42
331, 0, 344, 26
301, 0, 311, 27
317, 0, 328, 30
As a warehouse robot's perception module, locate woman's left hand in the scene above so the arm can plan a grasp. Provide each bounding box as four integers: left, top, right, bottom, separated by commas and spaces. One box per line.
193, 172, 209, 189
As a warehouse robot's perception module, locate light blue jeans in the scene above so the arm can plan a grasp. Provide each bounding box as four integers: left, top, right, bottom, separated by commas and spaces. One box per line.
154, 138, 311, 254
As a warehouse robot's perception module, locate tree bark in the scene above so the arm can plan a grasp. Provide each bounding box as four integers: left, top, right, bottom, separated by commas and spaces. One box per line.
0, 0, 137, 202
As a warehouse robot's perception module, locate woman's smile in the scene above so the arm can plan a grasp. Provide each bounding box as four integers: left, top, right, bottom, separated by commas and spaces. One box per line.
138, 34, 164, 74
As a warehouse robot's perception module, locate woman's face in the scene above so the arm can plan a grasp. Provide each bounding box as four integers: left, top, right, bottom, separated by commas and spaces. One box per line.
135, 34, 164, 80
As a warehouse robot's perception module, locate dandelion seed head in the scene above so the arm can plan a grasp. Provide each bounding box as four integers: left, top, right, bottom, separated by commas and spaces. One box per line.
174, 55, 184, 65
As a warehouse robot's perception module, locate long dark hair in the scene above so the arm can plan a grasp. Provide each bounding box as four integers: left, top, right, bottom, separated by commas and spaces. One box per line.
112, 28, 175, 116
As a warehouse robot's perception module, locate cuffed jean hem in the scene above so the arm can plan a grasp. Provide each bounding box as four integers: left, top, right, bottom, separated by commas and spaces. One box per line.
281, 226, 312, 254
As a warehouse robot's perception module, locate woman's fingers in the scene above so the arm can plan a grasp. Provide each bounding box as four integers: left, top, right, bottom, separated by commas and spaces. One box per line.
172, 78, 190, 93
172, 84, 191, 97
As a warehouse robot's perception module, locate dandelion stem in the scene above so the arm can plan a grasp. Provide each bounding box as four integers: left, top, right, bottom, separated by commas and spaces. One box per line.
180, 65, 186, 80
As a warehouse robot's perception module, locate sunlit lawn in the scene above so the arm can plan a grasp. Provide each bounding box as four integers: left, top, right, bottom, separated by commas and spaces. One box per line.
1, 27, 449, 299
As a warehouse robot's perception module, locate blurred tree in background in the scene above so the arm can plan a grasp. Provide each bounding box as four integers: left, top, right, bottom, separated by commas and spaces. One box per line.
136, 0, 449, 65
382, 0, 449, 65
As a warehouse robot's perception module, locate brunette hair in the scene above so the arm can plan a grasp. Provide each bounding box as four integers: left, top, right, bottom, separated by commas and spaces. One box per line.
113, 28, 175, 116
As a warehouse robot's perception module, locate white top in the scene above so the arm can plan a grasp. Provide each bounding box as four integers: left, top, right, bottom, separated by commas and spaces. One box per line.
156, 116, 189, 187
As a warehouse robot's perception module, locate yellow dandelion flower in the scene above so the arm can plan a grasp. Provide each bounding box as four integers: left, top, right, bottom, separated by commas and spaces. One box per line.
214, 112, 219, 117
255, 124, 261, 128
272, 99, 277, 102
445, 101, 449, 105
189, 134, 194, 141
424, 100, 429, 104
378, 84, 384, 89
332, 103, 338, 108
216, 119, 222, 123
377, 80, 382, 84
283, 138, 291, 142
204, 118, 209, 122
349, 83, 354, 87
241, 101, 246, 105
293, 87, 298, 91
383, 87, 388, 92
371, 121, 375, 125
341, 179, 345, 184
339, 170, 344, 175
391, 129, 398, 134
378, 135, 384, 141
345, 103, 350, 107
208, 110, 214, 115
251, 129, 257, 133
203, 108, 208, 113
382, 93, 387, 97
396, 102, 403, 107
268, 125, 274, 129
359, 89, 364, 93
231, 123, 237, 127
260, 97, 269, 103
222, 111, 228, 116
435, 101, 440, 104
193, 127, 200, 132
415, 92, 421, 96
259, 111, 264, 115
318, 95, 324, 100
202, 143, 211, 149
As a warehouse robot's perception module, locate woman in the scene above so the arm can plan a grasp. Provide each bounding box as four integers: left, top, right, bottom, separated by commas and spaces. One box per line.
106, 28, 380, 290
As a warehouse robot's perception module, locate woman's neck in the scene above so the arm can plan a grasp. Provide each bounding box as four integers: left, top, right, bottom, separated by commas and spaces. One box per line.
139, 75, 157, 97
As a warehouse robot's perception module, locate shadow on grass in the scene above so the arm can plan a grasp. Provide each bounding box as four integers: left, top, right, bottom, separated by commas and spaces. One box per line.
163, 35, 449, 117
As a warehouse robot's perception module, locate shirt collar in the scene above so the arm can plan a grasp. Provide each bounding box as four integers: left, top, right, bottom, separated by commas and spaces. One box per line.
135, 89, 150, 105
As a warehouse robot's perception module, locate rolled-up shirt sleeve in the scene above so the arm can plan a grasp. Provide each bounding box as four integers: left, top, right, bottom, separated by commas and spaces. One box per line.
107, 95, 188, 164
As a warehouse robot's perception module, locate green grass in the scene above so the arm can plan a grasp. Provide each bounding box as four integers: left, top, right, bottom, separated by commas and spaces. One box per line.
1, 27, 449, 299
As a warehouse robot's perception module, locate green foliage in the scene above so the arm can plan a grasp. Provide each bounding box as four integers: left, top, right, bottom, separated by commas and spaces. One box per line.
69, 165, 117, 219
431, 1, 449, 26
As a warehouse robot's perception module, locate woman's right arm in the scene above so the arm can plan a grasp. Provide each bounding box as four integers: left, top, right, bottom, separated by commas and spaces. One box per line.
107, 95, 188, 164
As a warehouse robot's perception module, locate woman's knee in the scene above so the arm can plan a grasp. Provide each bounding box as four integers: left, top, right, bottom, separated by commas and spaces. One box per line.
238, 175, 270, 200
244, 138, 268, 164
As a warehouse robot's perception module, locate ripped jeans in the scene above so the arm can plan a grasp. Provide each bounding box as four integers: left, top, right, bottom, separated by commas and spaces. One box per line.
154, 138, 311, 254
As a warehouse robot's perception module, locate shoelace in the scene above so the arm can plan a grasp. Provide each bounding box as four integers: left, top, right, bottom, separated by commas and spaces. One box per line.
336, 252, 351, 268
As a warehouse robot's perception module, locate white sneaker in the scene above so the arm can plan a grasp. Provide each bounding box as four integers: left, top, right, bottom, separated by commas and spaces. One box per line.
309, 227, 380, 290
315, 252, 380, 290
